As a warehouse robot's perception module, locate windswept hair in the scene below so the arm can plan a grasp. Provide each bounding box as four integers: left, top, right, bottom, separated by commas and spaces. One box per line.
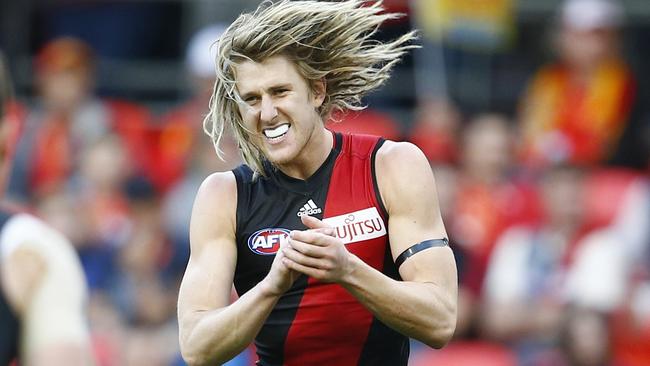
204, 0, 417, 174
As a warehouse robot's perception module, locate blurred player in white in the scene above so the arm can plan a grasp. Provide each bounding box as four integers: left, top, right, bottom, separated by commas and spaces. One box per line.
0, 52, 95, 365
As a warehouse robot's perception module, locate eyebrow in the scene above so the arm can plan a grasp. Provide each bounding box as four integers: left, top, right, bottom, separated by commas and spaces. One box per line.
240, 83, 292, 100
270, 84, 292, 91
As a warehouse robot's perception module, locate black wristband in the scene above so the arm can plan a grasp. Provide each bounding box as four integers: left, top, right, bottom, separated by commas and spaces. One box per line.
395, 238, 449, 268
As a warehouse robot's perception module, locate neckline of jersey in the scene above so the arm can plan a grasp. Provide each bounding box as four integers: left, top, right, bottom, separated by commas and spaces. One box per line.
266, 131, 342, 195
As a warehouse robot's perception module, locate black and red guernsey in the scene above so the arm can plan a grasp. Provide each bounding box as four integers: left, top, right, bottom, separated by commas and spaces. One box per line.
232, 132, 409, 366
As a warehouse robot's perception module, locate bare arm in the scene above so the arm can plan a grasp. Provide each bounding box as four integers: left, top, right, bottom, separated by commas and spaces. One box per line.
282, 142, 457, 348
177, 172, 298, 366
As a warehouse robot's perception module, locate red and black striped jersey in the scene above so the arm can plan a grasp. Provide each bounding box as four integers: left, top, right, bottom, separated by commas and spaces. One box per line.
232, 132, 408, 366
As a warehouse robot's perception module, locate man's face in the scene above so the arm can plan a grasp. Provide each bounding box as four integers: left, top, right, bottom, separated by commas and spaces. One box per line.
462, 117, 512, 178
38, 69, 91, 113
234, 55, 325, 167
542, 169, 585, 227
558, 27, 616, 71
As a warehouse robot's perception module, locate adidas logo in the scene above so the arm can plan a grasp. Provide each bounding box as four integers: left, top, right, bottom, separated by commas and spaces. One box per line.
297, 199, 322, 217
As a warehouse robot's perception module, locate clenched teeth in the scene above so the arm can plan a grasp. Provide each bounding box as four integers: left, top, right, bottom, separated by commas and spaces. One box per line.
263, 124, 290, 138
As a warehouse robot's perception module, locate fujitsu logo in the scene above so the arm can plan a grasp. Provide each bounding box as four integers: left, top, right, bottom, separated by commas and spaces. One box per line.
323, 207, 386, 244
297, 199, 322, 217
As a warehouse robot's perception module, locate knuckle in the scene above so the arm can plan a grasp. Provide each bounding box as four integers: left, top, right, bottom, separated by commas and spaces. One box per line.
289, 240, 301, 251
299, 246, 312, 256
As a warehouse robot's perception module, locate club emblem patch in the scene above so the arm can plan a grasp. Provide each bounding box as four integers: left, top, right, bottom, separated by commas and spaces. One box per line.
247, 228, 290, 255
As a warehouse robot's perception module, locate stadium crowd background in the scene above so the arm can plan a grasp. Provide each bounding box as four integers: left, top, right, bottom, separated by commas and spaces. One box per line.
1, 0, 650, 365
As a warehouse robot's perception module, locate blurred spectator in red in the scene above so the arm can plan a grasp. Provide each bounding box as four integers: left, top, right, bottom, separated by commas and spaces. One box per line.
562, 170, 648, 313
481, 164, 593, 365
556, 169, 649, 366
0, 53, 26, 196
450, 114, 540, 298
481, 165, 647, 366
576, 170, 650, 366
8, 37, 154, 202
408, 98, 460, 164
153, 24, 229, 193
518, 0, 636, 168
327, 108, 403, 141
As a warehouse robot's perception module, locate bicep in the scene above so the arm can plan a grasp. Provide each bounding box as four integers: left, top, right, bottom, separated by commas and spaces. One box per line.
178, 237, 237, 316
178, 172, 238, 323
376, 142, 456, 286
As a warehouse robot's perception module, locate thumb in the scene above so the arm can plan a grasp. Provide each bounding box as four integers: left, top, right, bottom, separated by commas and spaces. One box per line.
300, 215, 334, 235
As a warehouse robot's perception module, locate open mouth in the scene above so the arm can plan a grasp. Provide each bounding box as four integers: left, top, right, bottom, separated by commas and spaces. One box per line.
263, 123, 290, 141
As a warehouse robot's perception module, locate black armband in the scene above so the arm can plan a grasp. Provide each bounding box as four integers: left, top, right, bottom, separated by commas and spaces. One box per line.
395, 238, 449, 268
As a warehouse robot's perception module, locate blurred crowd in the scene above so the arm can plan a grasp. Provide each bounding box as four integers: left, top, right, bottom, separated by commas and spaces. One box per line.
2, 0, 650, 365
4, 24, 243, 365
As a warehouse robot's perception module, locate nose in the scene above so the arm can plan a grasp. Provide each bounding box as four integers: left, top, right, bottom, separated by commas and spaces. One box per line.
259, 94, 278, 123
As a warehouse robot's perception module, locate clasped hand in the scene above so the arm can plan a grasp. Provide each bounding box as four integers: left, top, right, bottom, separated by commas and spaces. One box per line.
281, 215, 352, 283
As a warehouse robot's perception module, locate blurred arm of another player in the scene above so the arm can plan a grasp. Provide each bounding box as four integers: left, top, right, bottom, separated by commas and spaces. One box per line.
177, 172, 299, 366
284, 141, 458, 348
0, 214, 96, 366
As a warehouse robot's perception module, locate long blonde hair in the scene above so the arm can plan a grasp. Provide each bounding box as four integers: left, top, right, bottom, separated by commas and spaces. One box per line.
204, 0, 417, 174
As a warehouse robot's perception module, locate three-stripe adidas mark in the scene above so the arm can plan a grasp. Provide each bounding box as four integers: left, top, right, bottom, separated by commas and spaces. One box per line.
297, 199, 322, 217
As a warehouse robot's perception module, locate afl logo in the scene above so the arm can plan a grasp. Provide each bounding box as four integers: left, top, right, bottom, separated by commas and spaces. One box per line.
247, 228, 290, 255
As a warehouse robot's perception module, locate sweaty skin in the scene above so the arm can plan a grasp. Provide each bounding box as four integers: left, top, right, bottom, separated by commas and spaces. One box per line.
177, 55, 457, 366
283, 141, 457, 347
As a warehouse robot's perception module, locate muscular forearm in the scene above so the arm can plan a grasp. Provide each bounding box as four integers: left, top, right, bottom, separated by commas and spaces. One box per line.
179, 279, 281, 366
341, 255, 456, 348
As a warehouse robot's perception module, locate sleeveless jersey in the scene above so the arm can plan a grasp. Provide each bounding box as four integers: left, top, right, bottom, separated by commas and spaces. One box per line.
0, 209, 20, 366
233, 132, 408, 366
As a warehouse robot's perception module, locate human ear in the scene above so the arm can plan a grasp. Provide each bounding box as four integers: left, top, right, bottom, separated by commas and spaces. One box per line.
311, 78, 326, 108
